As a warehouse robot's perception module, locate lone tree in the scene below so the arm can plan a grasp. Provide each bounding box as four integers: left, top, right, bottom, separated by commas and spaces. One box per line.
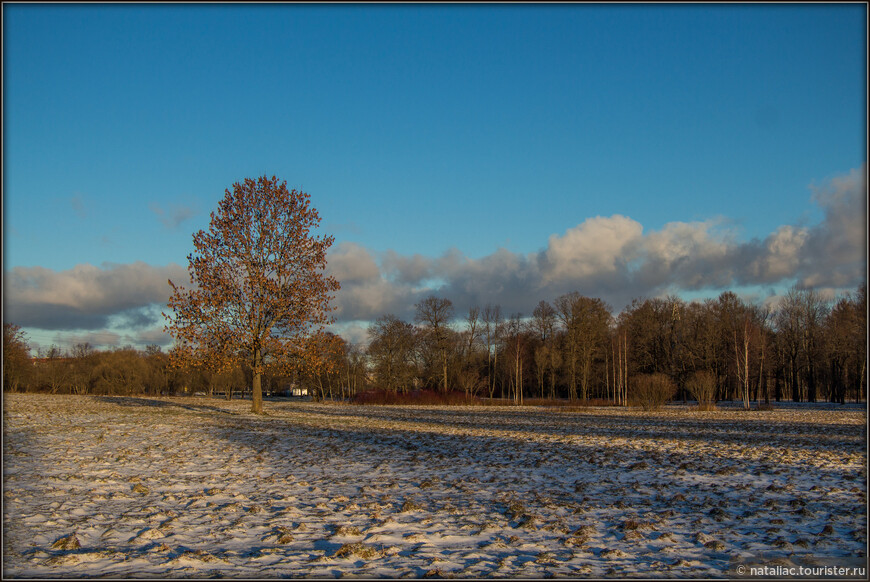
164, 176, 340, 414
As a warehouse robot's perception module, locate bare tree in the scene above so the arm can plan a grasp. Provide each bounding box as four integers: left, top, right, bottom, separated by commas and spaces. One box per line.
555, 292, 611, 401
823, 284, 866, 403
3, 324, 32, 393
733, 310, 754, 410
368, 314, 418, 393
414, 296, 454, 392
69, 343, 97, 395
92, 348, 149, 395
481, 303, 504, 398
774, 286, 830, 402
457, 305, 485, 399
343, 343, 368, 398
506, 313, 526, 404
531, 300, 557, 399
463, 305, 482, 362
37, 346, 72, 395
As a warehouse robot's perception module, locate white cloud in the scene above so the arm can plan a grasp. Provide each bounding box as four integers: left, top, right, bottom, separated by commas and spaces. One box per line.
7, 166, 865, 347
5, 262, 188, 330
799, 164, 867, 287
643, 220, 732, 266
541, 215, 643, 285
326, 242, 381, 285
381, 250, 433, 284
633, 219, 738, 290
326, 321, 372, 347
745, 225, 810, 282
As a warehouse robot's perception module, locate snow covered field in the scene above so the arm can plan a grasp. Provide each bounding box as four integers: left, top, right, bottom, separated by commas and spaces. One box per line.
3, 394, 867, 578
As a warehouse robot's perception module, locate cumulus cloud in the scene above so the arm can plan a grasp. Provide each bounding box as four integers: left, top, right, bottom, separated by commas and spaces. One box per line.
324, 242, 421, 320
799, 164, 867, 287
5, 262, 188, 330
326, 321, 373, 347
6, 166, 865, 349
633, 219, 738, 291
742, 225, 810, 283
326, 242, 381, 285
329, 166, 865, 323
381, 250, 434, 284
540, 214, 643, 285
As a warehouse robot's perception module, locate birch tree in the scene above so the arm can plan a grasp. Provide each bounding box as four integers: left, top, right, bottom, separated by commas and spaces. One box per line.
481, 303, 504, 398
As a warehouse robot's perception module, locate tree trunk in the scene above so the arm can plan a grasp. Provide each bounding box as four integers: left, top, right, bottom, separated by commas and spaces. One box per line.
252, 372, 263, 413
487, 351, 494, 399
519, 357, 523, 405
570, 349, 577, 402
251, 347, 263, 414
492, 350, 498, 399
443, 353, 449, 394
790, 355, 799, 402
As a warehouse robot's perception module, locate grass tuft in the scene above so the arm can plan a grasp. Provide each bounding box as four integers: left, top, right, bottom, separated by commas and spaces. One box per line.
132, 483, 150, 495
333, 542, 381, 560
332, 524, 363, 537
51, 534, 81, 551
401, 499, 423, 512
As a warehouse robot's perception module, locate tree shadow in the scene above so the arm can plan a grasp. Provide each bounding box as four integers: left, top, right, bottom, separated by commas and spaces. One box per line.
90, 395, 240, 415
266, 402, 866, 454
203, 402, 865, 490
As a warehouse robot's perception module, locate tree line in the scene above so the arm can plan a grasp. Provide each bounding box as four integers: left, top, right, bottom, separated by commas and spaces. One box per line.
4, 284, 865, 407
365, 284, 866, 407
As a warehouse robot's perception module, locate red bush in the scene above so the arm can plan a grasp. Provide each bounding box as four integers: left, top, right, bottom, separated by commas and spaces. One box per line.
351, 389, 481, 406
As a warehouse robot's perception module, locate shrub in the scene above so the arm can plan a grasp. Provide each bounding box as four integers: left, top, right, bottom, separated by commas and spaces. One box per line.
686, 370, 717, 410
629, 373, 677, 410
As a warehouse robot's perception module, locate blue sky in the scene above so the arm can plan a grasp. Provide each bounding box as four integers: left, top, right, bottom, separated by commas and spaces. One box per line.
3, 3, 867, 351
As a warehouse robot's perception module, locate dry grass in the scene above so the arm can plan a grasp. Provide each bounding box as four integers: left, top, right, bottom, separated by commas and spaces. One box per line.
333, 542, 382, 560
50, 534, 81, 550
400, 499, 424, 512
332, 525, 363, 537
